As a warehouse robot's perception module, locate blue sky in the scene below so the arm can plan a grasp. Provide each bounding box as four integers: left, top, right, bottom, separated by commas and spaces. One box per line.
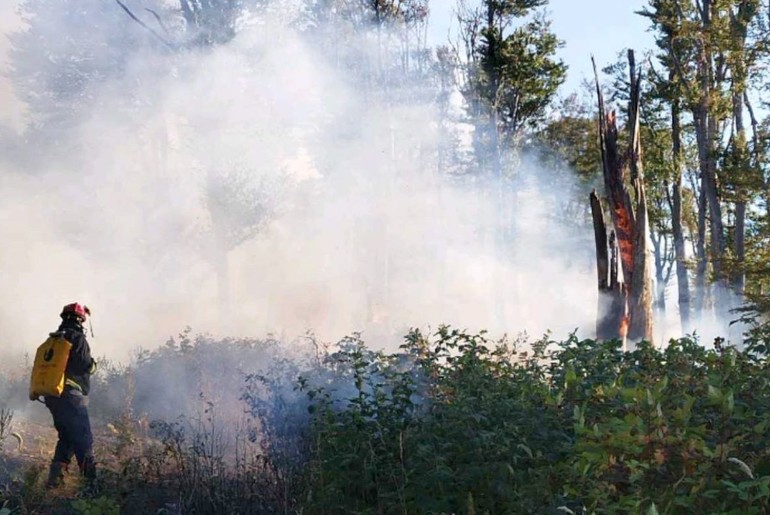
428, 0, 655, 95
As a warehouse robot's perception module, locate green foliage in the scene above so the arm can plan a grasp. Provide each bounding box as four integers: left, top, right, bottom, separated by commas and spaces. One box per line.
299, 327, 770, 514
300, 328, 569, 514
639, 0, 770, 302
732, 298, 770, 353
533, 93, 599, 179
460, 0, 567, 145
71, 496, 121, 515
9, 327, 770, 514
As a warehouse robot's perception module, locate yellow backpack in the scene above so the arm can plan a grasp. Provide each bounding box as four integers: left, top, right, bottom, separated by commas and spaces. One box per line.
29, 333, 72, 401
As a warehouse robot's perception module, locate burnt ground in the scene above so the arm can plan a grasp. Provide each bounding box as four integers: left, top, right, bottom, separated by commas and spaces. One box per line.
0, 412, 178, 514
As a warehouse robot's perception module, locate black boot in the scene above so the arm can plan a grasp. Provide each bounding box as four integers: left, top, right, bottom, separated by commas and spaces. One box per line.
79, 455, 99, 496
45, 461, 68, 489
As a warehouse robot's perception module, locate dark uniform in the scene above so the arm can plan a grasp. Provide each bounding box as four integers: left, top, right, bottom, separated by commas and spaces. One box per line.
45, 312, 97, 487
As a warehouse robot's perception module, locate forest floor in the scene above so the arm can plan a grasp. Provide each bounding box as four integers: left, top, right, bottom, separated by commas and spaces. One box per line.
0, 412, 176, 515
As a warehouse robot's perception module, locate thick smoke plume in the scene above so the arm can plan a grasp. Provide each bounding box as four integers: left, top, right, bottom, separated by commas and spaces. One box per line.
0, 3, 600, 365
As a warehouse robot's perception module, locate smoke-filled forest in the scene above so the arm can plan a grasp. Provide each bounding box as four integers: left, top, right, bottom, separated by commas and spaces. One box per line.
1, 0, 770, 513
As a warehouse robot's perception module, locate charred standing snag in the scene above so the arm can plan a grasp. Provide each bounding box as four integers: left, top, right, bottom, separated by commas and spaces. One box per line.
591, 50, 655, 348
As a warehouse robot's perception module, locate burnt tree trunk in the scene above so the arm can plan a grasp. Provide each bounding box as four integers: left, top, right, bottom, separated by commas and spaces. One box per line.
591, 191, 624, 340
626, 52, 655, 343
591, 50, 655, 347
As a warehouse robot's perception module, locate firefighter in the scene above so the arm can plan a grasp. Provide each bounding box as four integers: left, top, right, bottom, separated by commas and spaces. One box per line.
44, 302, 98, 489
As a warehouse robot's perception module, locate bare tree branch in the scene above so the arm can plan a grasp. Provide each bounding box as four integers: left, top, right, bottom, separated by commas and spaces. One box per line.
114, 0, 175, 50
145, 8, 170, 37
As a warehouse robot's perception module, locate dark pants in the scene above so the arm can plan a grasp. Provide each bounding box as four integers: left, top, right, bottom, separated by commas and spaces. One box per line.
45, 390, 95, 477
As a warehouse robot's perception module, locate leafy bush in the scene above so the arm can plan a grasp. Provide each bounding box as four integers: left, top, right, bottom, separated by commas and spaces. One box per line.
90, 328, 293, 424
560, 336, 770, 514
297, 328, 770, 514
7, 326, 770, 514
71, 496, 121, 515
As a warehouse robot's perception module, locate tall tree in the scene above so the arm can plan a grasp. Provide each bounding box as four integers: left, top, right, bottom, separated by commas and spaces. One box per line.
457, 0, 566, 174
641, 0, 727, 314
453, 0, 564, 328
641, 0, 767, 325
722, 0, 763, 297
638, 1, 697, 331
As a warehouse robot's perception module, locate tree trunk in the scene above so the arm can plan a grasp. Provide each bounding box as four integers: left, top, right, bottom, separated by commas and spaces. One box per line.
742, 94, 770, 273
591, 191, 623, 340
695, 179, 708, 313
732, 89, 747, 297
215, 249, 231, 333
699, 109, 726, 284
591, 50, 655, 347
670, 95, 691, 332
652, 231, 666, 312
626, 52, 655, 343
486, 0, 505, 328
693, 0, 728, 311
727, 0, 755, 300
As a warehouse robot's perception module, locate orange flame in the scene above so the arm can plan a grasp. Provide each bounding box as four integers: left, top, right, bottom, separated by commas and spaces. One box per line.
619, 316, 629, 340
614, 205, 635, 280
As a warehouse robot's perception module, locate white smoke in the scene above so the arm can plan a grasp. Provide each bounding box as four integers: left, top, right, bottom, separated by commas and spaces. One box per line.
0, 4, 602, 364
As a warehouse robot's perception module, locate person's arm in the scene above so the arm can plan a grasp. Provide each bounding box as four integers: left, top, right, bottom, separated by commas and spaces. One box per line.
69, 332, 96, 375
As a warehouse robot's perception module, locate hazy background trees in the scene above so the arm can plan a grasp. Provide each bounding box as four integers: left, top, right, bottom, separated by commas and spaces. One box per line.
2, 0, 768, 349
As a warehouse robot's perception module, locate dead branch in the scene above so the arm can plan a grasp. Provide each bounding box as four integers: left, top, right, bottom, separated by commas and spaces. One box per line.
114, 0, 175, 50
145, 8, 171, 37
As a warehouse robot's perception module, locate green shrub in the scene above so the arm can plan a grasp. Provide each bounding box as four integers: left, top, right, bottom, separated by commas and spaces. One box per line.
298, 328, 770, 514
71, 496, 121, 515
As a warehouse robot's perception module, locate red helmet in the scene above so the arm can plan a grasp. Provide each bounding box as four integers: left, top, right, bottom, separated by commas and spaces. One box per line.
60, 303, 91, 321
